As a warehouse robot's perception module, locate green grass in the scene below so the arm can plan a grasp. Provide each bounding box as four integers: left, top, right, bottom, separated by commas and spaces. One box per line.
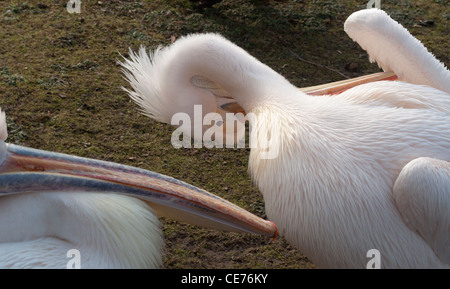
0, 0, 448, 268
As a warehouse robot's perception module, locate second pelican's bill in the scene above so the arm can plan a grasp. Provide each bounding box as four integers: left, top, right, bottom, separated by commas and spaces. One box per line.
0, 142, 277, 238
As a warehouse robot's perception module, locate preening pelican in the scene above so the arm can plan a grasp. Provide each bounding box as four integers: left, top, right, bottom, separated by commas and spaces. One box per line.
121, 8, 449, 268
0, 109, 276, 268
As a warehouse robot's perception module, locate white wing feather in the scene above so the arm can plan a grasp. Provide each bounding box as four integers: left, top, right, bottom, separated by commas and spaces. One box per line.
393, 158, 450, 264
344, 9, 450, 94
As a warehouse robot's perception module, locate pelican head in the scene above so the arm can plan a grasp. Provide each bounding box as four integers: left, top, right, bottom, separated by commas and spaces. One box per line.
0, 109, 276, 268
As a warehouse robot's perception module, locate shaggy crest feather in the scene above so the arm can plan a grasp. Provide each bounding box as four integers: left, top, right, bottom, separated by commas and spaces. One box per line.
120, 46, 172, 123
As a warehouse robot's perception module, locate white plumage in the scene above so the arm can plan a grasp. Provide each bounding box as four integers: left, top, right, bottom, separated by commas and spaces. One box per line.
121, 9, 449, 268
0, 191, 163, 268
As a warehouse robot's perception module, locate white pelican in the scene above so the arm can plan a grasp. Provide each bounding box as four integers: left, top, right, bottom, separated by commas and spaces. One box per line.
120, 8, 449, 268
0, 109, 276, 268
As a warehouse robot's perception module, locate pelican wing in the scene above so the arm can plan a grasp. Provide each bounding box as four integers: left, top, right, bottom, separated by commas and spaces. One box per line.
393, 157, 450, 264
344, 9, 450, 94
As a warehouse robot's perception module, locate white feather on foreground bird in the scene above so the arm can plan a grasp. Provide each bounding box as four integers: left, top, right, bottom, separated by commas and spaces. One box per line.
0, 109, 276, 269
121, 8, 449, 268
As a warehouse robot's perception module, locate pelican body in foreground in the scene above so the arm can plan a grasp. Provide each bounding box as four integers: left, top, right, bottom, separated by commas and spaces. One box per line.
0, 110, 276, 268
121, 9, 449, 268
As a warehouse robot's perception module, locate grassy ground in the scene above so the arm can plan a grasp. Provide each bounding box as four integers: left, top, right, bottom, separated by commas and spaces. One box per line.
0, 0, 448, 269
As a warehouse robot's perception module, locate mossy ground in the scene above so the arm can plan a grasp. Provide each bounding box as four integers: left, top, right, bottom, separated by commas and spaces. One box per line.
0, 0, 448, 268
